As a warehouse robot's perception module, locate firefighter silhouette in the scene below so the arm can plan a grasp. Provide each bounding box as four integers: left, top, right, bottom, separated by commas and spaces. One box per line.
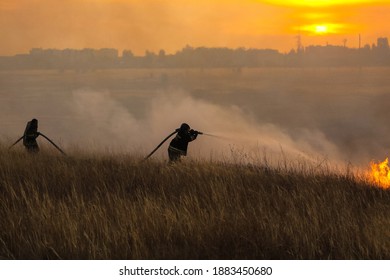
9, 118, 66, 155
144, 122, 202, 161
168, 123, 200, 162
23, 118, 40, 152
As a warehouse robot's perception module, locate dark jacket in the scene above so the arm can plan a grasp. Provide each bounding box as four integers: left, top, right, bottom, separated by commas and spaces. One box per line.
168, 129, 198, 155
23, 120, 39, 148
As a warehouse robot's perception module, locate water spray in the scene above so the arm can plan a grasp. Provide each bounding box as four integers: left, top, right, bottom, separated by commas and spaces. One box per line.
202, 132, 220, 137
200, 132, 231, 141
144, 130, 231, 160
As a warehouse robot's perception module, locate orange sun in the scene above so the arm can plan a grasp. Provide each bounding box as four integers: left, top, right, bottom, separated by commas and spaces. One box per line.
295, 23, 346, 35
315, 25, 328, 34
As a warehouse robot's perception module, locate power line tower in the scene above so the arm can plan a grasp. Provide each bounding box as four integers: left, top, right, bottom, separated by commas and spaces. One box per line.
343, 38, 348, 48
296, 34, 304, 53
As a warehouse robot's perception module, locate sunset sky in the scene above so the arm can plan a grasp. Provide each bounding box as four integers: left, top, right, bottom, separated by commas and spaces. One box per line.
0, 0, 389, 56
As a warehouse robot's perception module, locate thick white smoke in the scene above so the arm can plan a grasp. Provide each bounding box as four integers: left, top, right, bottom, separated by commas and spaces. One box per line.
2, 87, 342, 166
4, 67, 388, 170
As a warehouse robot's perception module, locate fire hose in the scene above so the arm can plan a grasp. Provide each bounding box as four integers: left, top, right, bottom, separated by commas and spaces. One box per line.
9, 132, 66, 156
144, 130, 203, 160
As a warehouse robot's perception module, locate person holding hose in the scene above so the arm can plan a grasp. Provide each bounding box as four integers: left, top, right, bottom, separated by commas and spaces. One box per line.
9, 118, 66, 155
23, 118, 40, 152
168, 123, 201, 162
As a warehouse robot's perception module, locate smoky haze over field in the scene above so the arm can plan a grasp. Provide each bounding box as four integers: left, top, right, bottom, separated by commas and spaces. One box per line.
1, 68, 390, 168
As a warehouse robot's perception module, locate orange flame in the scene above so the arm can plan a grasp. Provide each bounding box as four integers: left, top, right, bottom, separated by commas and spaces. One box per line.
369, 158, 390, 189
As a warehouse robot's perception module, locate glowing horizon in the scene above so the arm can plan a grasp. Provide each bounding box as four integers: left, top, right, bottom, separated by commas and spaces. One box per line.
0, 0, 389, 55
262, 0, 390, 7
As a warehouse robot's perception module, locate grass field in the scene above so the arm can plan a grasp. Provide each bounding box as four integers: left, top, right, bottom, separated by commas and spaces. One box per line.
1, 146, 389, 260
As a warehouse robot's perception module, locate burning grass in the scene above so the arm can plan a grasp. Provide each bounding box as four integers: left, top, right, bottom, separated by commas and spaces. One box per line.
0, 145, 389, 259
369, 158, 390, 189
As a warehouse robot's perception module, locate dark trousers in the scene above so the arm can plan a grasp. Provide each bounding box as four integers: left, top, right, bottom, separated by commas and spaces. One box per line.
24, 141, 39, 153
168, 147, 184, 162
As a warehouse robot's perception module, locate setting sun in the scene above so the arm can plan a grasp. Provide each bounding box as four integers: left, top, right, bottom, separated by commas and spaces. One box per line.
315, 25, 328, 34
296, 23, 348, 35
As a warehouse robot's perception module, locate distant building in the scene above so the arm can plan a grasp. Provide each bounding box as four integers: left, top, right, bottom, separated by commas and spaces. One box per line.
377, 37, 389, 49
2, 37, 390, 69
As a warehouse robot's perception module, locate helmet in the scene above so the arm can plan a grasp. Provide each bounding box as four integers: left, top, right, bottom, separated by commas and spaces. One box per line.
180, 123, 190, 131
30, 118, 38, 129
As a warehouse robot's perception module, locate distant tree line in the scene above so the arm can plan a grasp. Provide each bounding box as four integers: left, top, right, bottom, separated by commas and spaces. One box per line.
1, 37, 390, 70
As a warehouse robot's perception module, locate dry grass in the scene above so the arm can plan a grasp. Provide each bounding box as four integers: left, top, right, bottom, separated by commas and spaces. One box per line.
0, 145, 389, 260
